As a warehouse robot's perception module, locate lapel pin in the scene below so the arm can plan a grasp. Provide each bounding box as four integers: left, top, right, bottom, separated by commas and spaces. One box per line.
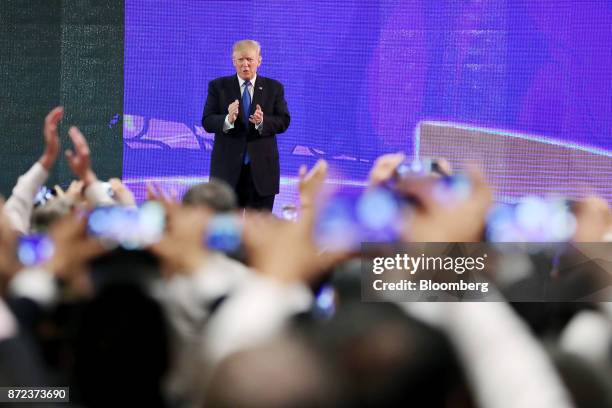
259, 86, 263, 90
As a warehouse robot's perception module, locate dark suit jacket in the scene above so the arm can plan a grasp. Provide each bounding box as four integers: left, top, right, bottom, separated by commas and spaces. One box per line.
202, 75, 290, 196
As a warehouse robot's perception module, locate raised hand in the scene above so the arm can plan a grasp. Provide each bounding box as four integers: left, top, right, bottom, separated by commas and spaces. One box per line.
150, 204, 211, 276
399, 165, 492, 242
368, 152, 405, 187
39, 106, 64, 170
108, 178, 136, 206
227, 99, 240, 124
572, 196, 612, 242
65, 126, 97, 185
249, 104, 263, 125
146, 182, 178, 205
298, 159, 328, 211
54, 180, 84, 202
243, 211, 349, 284
47, 213, 106, 292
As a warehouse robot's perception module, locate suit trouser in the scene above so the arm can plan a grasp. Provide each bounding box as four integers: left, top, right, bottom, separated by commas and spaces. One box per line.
235, 162, 275, 211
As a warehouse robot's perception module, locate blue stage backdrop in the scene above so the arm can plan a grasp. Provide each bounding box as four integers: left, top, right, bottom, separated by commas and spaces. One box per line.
123, 1, 612, 211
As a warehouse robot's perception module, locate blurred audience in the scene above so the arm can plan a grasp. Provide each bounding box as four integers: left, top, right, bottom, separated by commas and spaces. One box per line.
0, 108, 611, 408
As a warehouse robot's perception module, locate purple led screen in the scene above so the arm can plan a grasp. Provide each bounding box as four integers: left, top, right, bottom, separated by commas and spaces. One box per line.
124, 1, 612, 211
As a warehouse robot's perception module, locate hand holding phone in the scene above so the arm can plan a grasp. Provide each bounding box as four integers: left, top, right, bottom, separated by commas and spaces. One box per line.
17, 234, 54, 266
314, 188, 403, 251
87, 202, 165, 249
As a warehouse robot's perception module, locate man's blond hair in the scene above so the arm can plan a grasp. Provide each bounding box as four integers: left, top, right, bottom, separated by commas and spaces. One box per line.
232, 39, 261, 57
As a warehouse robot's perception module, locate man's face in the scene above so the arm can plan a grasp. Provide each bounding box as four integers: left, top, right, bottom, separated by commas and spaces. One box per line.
232, 47, 261, 81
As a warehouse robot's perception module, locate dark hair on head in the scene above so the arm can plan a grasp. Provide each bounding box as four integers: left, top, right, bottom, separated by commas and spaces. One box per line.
551, 348, 612, 408
312, 302, 471, 408
182, 179, 237, 212
74, 284, 170, 408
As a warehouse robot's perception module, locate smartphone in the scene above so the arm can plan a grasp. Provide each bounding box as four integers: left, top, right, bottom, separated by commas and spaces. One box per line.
396, 158, 451, 179
205, 214, 243, 253
18, 234, 54, 266
312, 283, 336, 319
34, 186, 57, 207
314, 188, 403, 252
486, 197, 575, 242
87, 201, 165, 249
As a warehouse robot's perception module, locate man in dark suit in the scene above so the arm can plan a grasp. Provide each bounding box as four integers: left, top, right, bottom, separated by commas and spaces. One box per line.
202, 40, 290, 210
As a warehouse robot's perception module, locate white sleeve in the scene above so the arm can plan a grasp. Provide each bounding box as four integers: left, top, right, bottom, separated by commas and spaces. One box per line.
402, 301, 574, 408
3, 162, 49, 234
222, 115, 234, 133
163, 255, 252, 336
0, 299, 18, 341
8, 267, 59, 309
560, 309, 612, 367
203, 275, 312, 365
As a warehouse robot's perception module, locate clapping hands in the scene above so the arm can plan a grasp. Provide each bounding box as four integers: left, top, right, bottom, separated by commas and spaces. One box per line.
249, 104, 263, 126
227, 101, 263, 126
227, 99, 239, 124
38, 106, 64, 171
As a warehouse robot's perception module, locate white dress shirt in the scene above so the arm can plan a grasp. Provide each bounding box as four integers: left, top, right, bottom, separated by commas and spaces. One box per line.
223, 74, 263, 133
402, 300, 575, 408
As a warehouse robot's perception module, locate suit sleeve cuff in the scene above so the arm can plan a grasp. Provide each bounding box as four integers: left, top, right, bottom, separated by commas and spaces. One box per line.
223, 115, 234, 133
